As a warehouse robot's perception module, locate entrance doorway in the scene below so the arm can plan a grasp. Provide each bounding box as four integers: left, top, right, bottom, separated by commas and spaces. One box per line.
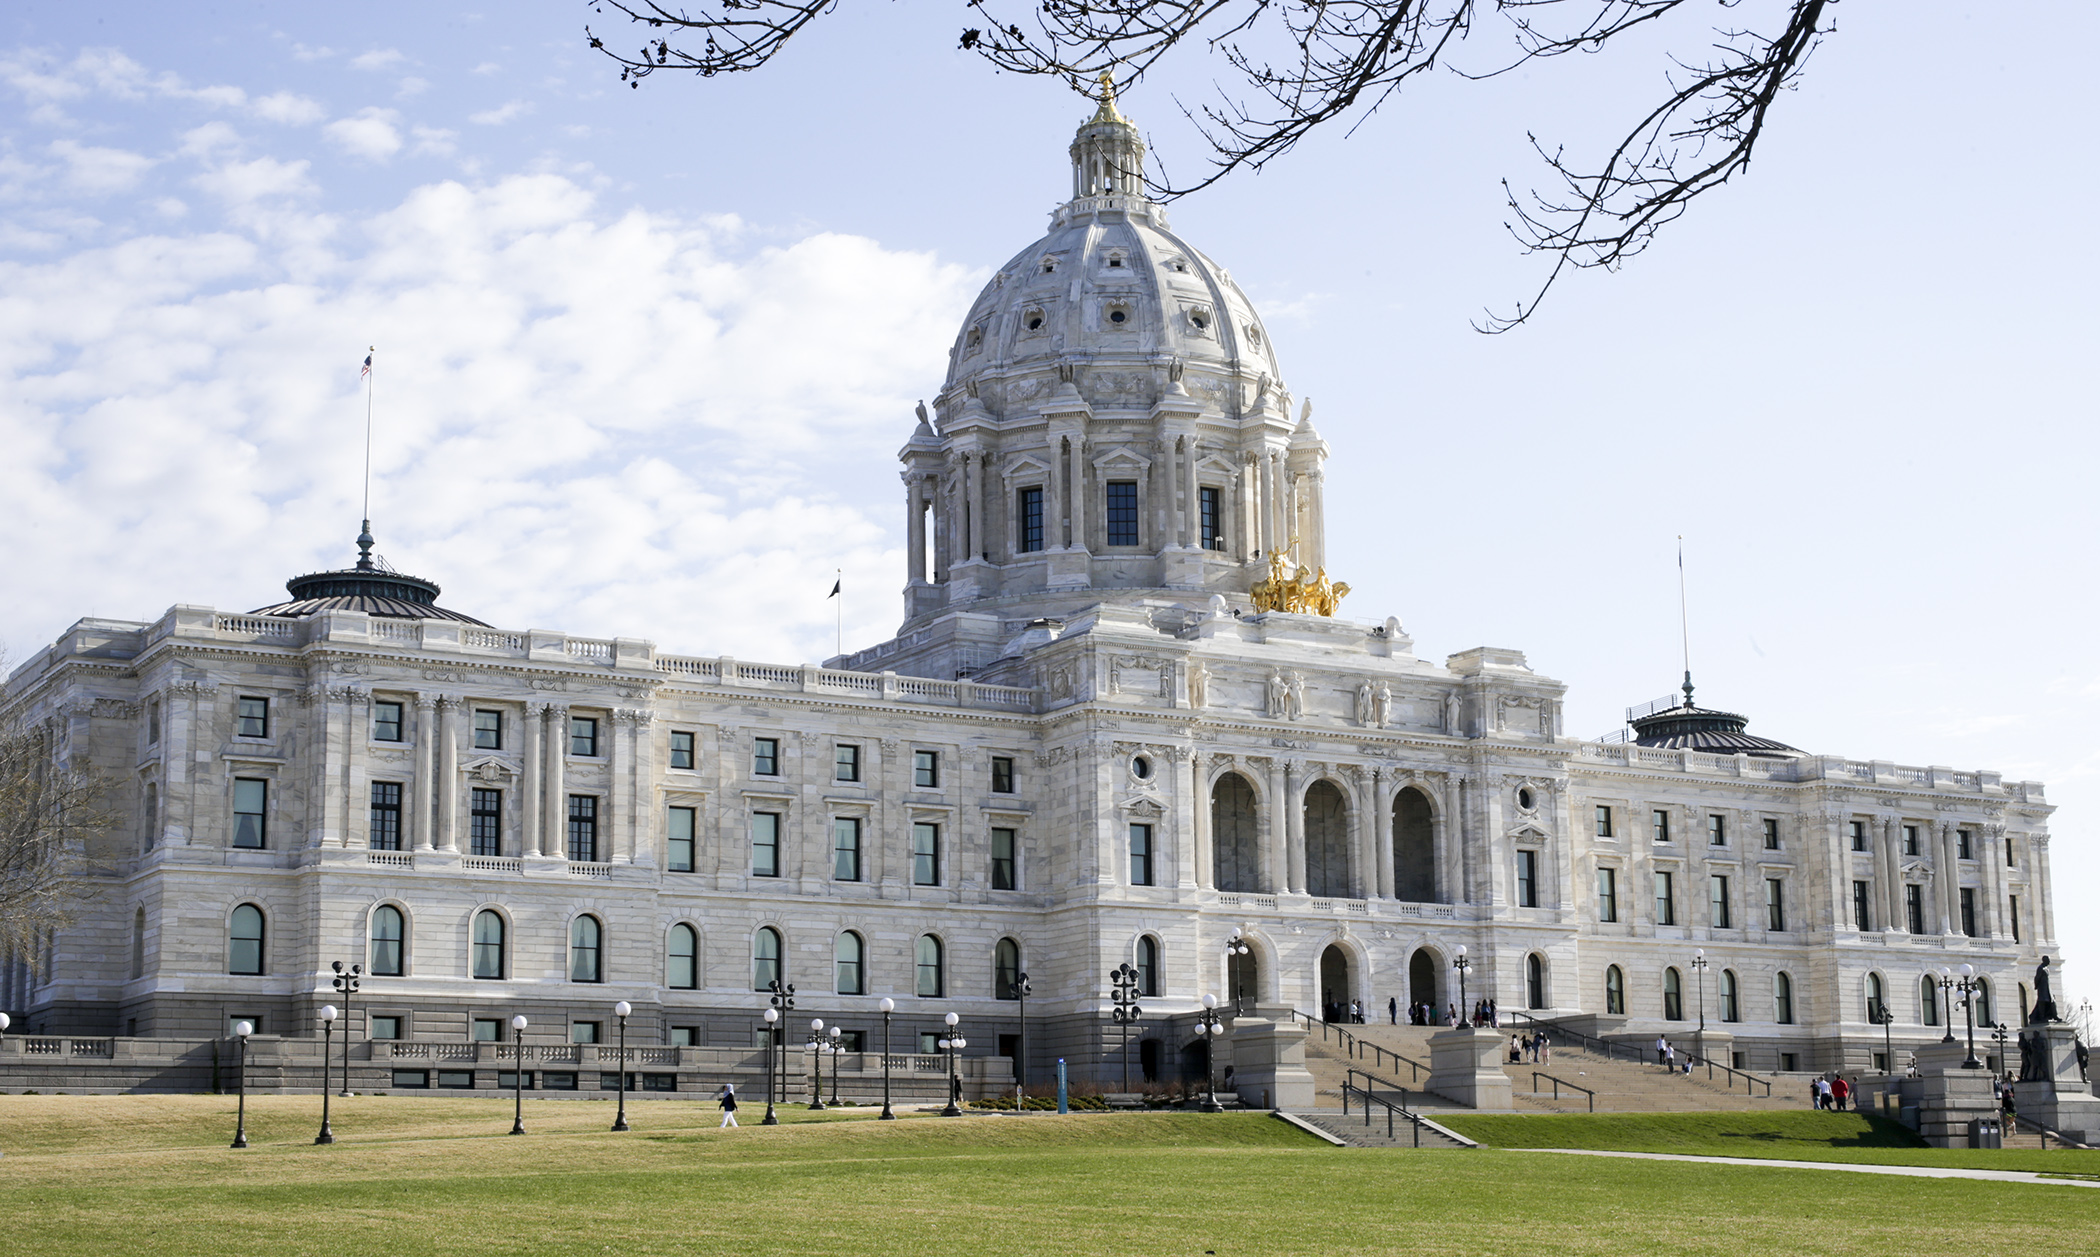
1408, 949, 1438, 1014
1319, 945, 1351, 1021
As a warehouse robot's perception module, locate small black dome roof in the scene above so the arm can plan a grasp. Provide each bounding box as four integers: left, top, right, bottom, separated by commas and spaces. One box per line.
250, 523, 487, 626
1628, 680, 1800, 758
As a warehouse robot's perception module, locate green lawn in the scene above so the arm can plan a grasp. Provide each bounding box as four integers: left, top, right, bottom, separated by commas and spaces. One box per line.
1438, 1111, 2100, 1174
0, 1096, 2092, 1256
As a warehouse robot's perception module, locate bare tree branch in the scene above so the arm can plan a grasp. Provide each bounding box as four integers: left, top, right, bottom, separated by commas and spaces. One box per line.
0, 710, 106, 968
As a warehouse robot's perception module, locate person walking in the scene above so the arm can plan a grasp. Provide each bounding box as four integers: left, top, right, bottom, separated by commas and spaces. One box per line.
717, 1082, 740, 1128
1539, 1033, 1552, 1066
1832, 1076, 1850, 1112
1389, 996, 1398, 1026
1656, 1035, 1670, 1068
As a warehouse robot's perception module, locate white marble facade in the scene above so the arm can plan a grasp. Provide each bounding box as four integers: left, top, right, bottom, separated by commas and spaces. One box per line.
0, 98, 2061, 1081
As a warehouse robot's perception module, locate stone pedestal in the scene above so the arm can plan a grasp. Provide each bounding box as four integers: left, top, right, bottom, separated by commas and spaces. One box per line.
2015, 1023, 2100, 1144
1913, 1041, 1997, 1147
1425, 1027, 1514, 1111
1690, 1029, 1735, 1069
1228, 1012, 1316, 1112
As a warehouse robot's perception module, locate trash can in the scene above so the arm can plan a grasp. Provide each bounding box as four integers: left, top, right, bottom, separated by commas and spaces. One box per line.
1966, 1119, 2003, 1149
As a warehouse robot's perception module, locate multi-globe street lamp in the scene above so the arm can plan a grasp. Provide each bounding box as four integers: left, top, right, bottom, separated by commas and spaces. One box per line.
331, 960, 362, 1098
230, 1019, 254, 1148
1011, 970, 1032, 1104
878, 997, 897, 1120
1222, 931, 1251, 1014
761, 1007, 780, 1125
315, 1004, 339, 1145
807, 1018, 828, 1111
1936, 969, 1958, 1045
1689, 950, 1710, 1063
938, 1011, 966, 1117
1870, 997, 1895, 1073
767, 979, 796, 1122
508, 1014, 529, 1135
611, 1000, 633, 1132
1194, 994, 1227, 1113
1109, 963, 1143, 1092
1452, 946, 1471, 1023
1991, 1022, 2012, 1076
1955, 964, 1983, 1069
828, 1024, 843, 1106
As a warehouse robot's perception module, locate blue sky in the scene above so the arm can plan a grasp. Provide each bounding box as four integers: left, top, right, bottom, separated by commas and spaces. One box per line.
4, 2, 2096, 985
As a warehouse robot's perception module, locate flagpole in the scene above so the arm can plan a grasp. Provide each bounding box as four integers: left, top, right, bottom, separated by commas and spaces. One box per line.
363, 347, 375, 524
835, 568, 842, 659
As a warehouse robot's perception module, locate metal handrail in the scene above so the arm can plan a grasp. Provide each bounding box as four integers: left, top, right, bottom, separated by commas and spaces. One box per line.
1502, 1010, 1645, 1067
1291, 1010, 1430, 1083
1531, 1070, 1596, 1112
1340, 1068, 1436, 1147
1684, 1052, 1774, 1097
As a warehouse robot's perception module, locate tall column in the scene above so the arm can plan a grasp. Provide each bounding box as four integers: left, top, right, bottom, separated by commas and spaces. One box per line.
1045, 436, 1065, 550
1174, 747, 1198, 889
1069, 438, 1089, 551
1183, 438, 1200, 549
2034, 835, 2057, 945
1262, 757, 1286, 893
1372, 771, 1395, 900
436, 697, 459, 852
1936, 823, 1957, 934
521, 702, 543, 858
1980, 824, 2005, 939
1880, 819, 1902, 930
1191, 751, 1213, 890
906, 475, 927, 582
413, 695, 437, 850
542, 704, 568, 857
1349, 774, 1373, 899
1238, 454, 1256, 559
1284, 761, 1307, 894
315, 686, 347, 848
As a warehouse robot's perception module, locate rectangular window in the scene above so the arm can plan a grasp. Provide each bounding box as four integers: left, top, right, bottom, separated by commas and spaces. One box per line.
833, 817, 862, 881
571, 1021, 601, 1045
471, 1018, 503, 1042
991, 755, 1015, 794
1597, 866, 1618, 922
751, 812, 781, 878
373, 700, 404, 742
835, 744, 861, 783
1199, 486, 1224, 550
232, 778, 267, 848
473, 709, 503, 750
390, 1070, 430, 1089
1129, 823, 1154, 887
368, 781, 403, 851
567, 795, 599, 862
2009, 894, 2020, 942
470, 789, 502, 857
439, 1070, 475, 1090
669, 1026, 698, 1047
2005, 836, 2015, 867
148, 700, 161, 744
1957, 829, 1974, 860
1906, 883, 1925, 934
1903, 824, 1920, 856
991, 827, 1017, 890
839, 1030, 866, 1053
1652, 809, 1671, 844
1653, 871, 1676, 926
1852, 880, 1872, 931
1779, 1052, 1799, 1073
1763, 817, 1781, 850
1850, 819, 1868, 852
667, 806, 696, 873
1594, 805, 1614, 838
753, 737, 779, 776
1105, 480, 1139, 546
569, 716, 599, 757
913, 749, 939, 788
919, 1032, 942, 1054
912, 822, 940, 886
1765, 878, 1786, 932
498, 1071, 536, 1090
1017, 485, 1044, 553
669, 730, 695, 770
236, 695, 269, 739
1707, 814, 1727, 846
1960, 887, 1977, 937
370, 1015, 402, 1040
1515, 850, 1538, 908
1709, 874, 1731, 929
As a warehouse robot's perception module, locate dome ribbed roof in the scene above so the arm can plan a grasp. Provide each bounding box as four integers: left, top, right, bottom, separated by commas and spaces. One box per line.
250, 523, 487, 625
1628, 680, 1800, 758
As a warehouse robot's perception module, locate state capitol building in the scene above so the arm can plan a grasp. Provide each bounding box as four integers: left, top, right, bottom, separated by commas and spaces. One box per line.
1, 92, 2060, 1087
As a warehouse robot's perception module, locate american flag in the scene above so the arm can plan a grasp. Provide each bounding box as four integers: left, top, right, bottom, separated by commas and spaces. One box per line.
360, 352, 373, 380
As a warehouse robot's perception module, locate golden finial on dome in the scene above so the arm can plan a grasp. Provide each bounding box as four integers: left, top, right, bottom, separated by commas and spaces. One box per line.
1090, 68, 1126, 124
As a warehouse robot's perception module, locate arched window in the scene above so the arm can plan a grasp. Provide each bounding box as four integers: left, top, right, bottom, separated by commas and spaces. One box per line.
1211, 773, 1261, 893
131, 906, 146, 980
916, 934, 944, 998
1975, 977, 1994, 1027
1719, 969, 1740, 1022
1136, 936, 1160, 998
1392, 787, 1437, 902
1866, 972, 1886, 1022
1303, 780, 1352, 899
1525, 954, 1546, 1010
1920, 974, 1939, 1025
570, 916, 603, 983
834, 931, 865, 995
1774, 971, 1795, 1025
994, 938, 1022, 1000
667, 923, 698, 990
472, 909, 505, 979
1604, 964, 1625, 1015
369, 905, 405, 976
1662, 967, 1684, 1020
229, 904, 265, 975
752, 926, 782, 991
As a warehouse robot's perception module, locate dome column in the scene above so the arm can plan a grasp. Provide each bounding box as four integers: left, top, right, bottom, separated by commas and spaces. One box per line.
413, 695, 437, 850
436, 697, 459, 852
521, 702, 543, 858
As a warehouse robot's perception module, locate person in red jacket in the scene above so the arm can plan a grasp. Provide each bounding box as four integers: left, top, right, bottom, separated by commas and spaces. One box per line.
1831, 1075, 1851, 1111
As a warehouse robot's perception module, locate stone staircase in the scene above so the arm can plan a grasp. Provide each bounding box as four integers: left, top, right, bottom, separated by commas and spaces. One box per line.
1289, 1108, 1474, 1149
1296, 1018, 1793, 1115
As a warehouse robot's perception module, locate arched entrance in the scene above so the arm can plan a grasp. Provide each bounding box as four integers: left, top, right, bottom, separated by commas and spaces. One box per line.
1393, 788, 1436, 902
1179, 1038, 1210, 1085
1408, 948, 1438, 1012
1138, 1038, 1162, 1083
1226, 945, 1259, 1011
1304, 780, 1352, 898
1319, 945, 1352, 1021
1212, 773, 1261, 893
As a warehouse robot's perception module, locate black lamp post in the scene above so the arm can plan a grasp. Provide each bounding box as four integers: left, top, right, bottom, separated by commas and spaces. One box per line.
1109, 962, 1143, 1092
807, 1018, 827, 1111
828, 1025, 843, 1106
1012, 971, 1032, 1104
1991, 1022, 2012, 1076
508, 1014, 529, 1134
1870, 998, 1894, 1073
1223, 931, 1251, 1014
230, 1020, 254, 1148
1452, 946, 1471, 1024
1195, 994, 1226, 1113
611, 1000, 633, 1131
1689, 949, 1710, 1064
767, 979, 795, 1122
331, 960, 362, 1097
315, 1004, 338, 1145
878, 997, 896, 1120
1956, 964, 1982, 1069
1936, 968, 1958, 1045
761, 1007, 780, 1125
939, 1011, 965, 1117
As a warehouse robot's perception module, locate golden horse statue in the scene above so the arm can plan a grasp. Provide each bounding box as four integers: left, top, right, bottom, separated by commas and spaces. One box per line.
1250, 548, 1350, 616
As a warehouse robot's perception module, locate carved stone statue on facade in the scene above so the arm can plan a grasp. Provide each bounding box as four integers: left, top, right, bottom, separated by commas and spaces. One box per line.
1355, 682, 1375, 726
2018, 1029, 2047, 1082
1187, 661, 1209, 710
1266, 670, 1288, 719
1285, 672, 1306, 721
1443, 689, 1462, 736
2030, 955, 2061, 1023
1373, 681, 1393, 729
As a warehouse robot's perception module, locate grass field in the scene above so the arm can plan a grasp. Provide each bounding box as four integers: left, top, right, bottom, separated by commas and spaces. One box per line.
1, 1095, 2093, 1256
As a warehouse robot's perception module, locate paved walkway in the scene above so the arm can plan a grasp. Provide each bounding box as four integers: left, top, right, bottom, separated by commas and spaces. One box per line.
1517, 1147, 2099, 1188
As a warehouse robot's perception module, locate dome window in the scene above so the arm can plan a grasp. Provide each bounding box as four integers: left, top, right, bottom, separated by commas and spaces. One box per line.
1041, 256, 1059, 274
1245, 323, 1264, 348
1105, 250, 1127, 269
1187, 306, 1212, 334
965, 324, 985, 351
1104, 301, 1132, 328
1166, 257, 1189, 273
1517, 786, 1536, 811
1022, 306, 1046, 333
1131, 755, 1153, 780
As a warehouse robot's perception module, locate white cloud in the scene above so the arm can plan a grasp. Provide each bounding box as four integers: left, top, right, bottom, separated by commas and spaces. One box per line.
48, 140, 154, 195
323, 108, 403, 162
193, 155, 315, 204
396, 76, 429, 99
348, 49, 405, 72
470, 62, 501, 76
469, 100, 532, 126
291, 44, 335, 62
251, 91, 326, 126
409, 126, 458, 159
0, 173, 976, 666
